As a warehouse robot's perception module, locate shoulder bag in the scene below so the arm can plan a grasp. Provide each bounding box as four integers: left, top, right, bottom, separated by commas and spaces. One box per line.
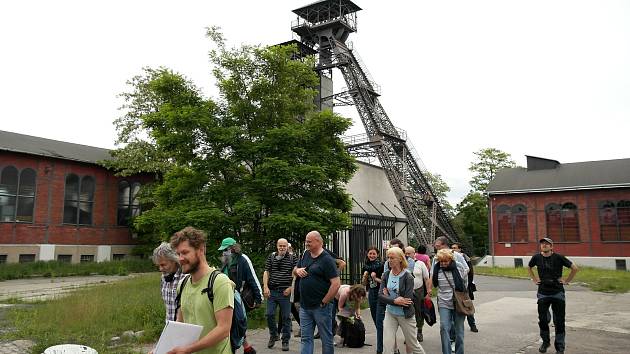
443, 269, 475, 316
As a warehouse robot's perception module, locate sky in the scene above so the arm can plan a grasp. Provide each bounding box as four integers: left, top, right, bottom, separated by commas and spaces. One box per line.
1, 0, 629, 206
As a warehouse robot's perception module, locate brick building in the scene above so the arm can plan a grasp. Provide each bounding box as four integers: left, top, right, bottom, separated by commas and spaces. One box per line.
0, 130, 153, 263
486, 156, 630, 270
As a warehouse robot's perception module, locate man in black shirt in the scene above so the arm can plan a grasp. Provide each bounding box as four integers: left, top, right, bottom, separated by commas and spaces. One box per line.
294, 231, 340, 354
528, 237, 579, 354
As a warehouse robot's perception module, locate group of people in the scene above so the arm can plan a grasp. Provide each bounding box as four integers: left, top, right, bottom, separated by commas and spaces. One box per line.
150, 227, 578, 354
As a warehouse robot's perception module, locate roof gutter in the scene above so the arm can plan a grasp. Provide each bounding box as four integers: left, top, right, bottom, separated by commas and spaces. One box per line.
487, 182, 630, 195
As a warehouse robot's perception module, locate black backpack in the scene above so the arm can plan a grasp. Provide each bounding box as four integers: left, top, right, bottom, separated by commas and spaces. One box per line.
342, 317, 366, 348
176, 270, 248, 352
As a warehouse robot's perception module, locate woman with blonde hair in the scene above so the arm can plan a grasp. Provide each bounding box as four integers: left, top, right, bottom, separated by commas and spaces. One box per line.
433, 248, 467, 354
378, 247, 426, 354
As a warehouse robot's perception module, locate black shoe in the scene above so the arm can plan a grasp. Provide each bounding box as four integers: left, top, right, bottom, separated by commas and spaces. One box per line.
245, 347, 257, 354
282, 342, 289, 351
267, 336, 278, 349
555, 351, 564, 354
539, 342, 550, 353
314, 332, 320, 339
470, 325, 479, 332
417, 333, 423, 342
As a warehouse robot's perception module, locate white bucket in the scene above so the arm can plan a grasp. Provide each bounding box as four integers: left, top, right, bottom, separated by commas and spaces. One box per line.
43, 344, 98, 354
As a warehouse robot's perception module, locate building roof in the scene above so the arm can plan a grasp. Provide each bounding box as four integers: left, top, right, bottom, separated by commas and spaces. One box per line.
487, 156, 630, 195
0, 130, 112, 165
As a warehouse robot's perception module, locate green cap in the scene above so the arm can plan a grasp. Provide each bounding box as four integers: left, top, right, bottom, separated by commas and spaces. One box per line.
218, 237, 237, 251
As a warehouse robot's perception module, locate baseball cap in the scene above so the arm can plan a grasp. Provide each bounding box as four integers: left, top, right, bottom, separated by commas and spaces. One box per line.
218, 237, 237, 250
539, 237, 553, 245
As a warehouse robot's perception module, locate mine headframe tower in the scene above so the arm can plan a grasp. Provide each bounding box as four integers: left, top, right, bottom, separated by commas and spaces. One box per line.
290, 0, 458, 246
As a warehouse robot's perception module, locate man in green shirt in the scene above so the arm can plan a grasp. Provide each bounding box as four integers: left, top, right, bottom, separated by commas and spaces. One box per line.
168, 227, 235, 354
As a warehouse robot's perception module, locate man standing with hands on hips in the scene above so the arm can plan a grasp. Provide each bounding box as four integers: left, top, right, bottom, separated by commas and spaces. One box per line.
528, 237, 579, 354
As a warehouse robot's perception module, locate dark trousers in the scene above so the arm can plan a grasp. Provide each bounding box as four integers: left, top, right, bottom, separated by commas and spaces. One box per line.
267, 289, 292, 342
375, 301, 386, 353
537, 295, 566, 352
368, 287, 379, 325
278, 302, 300, 333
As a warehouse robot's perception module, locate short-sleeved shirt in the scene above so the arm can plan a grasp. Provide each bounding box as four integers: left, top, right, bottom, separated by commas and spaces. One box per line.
412, 260, 429, 290
298, 250, 338, 309
528, 253, 573, 295
178, 268, 234, 354
265, 252, 298, 290
385, 270, 406, 316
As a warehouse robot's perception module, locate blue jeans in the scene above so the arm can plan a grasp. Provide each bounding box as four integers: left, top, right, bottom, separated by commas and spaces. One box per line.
266, 289, 292, 342
439, 306, 464, 354
375, 301, 386, 353
300, 303, 334, 354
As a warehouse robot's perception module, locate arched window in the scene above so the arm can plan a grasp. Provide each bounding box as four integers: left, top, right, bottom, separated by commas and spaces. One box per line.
0, 166, 36, 222
546, 202, 580, 242
496, 204, 528, 242
600, 200, 630, 241
63, 174, 95, 225
497, 205, 511, 242
619, 200, 630, 241
512, 204, 528, 242
599, 201, 617, 241
117, 181, 141, 226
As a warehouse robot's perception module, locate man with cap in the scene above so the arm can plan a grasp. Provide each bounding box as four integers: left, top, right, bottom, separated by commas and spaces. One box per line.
219, 237, 263, 354
528, 237, 579, 354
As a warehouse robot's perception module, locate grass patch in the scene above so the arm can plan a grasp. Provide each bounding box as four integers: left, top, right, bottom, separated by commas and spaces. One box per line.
1, 273, 267, 353
475, 266, 630, 293
0, 259, 155, 281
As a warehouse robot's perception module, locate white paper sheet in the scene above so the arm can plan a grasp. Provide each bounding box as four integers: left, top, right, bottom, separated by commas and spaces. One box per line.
154, 320, 203, 354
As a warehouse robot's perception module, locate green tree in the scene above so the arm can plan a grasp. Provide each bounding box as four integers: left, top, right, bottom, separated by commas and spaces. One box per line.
453, 191, 488, 256
103, 29, 357, 253
424, 170, 454, 217
469, 147, 516, 192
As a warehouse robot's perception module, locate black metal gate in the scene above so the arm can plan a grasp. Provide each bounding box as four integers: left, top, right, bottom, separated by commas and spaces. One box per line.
332, 213, 405, 284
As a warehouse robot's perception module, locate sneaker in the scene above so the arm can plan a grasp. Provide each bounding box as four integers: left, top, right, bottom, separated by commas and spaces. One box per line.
244, 346, 257, 354
267, 336, 278, 349
417, 333, 423, 342
538, 342, 550, 353
555, 351, 564, 354
294, 328, 301, 337
451, 341, 456, 353
470, 325, 479, 333
282, 342, 289, 351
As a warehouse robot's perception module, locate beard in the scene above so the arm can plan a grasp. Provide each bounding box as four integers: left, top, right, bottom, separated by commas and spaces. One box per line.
221, 253, 233, 266
182, 256, 200, 274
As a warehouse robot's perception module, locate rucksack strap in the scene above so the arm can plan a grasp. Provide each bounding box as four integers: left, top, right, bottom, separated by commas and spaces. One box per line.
201, 269, 221, 302
175, 274, 190, 312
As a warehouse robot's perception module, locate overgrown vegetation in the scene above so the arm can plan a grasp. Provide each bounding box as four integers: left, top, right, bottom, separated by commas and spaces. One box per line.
476, 266, 630, 293
0, 273, 267, 354
0, 259, 155, 282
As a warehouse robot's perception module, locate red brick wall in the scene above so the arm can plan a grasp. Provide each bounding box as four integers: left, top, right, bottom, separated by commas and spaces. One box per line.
490, 188, 630, 257
1, 151, 153, 245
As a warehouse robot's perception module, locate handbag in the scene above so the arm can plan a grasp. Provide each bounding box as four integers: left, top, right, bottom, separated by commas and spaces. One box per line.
239, 281, 258, 311
443, 270, 475, 316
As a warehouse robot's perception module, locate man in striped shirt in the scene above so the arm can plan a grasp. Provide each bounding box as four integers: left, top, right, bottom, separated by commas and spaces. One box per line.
263, 238, 298, 351
152, 242, 184, 323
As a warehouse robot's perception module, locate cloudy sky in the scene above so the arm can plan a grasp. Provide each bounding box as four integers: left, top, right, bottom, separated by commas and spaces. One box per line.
1, 0, 629, 205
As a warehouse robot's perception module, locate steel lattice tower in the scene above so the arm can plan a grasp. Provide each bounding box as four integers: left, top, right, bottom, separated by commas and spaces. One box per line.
290, 0, 459, 246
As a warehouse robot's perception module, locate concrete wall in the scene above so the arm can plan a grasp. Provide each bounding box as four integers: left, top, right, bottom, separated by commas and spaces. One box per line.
0, 244, 135, 264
